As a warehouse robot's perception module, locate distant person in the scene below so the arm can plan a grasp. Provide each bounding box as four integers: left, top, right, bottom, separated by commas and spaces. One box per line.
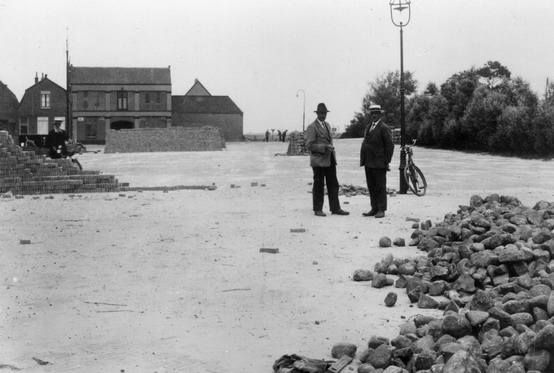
305, 103, 349, 217
277, 130, 282, 142
360, 104, 394, 218
282, 130, 288, 142
45, 120, 69, 159
265, 130, 270, 142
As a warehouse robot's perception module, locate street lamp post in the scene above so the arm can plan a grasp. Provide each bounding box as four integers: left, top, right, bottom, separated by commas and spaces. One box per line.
296, 89, 306, 132
390, 0, 411, 194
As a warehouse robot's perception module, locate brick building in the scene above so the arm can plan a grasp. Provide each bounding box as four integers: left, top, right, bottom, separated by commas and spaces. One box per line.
172, 79, 243, 141
70, 66, 172, 144
0, 80, 18, 137
17, 74, 67, 146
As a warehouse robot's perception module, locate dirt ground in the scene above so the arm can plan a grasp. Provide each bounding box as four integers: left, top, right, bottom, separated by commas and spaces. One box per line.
1, 139, 554, 372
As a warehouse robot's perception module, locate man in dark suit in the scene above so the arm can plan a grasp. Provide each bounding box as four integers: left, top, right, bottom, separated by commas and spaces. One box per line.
360, 104, 394, 218
305, 103, 349, 217
46, 120, 69, 159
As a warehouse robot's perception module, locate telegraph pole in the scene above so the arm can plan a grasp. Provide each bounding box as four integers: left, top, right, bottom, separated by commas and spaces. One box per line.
66, 31, 72, 138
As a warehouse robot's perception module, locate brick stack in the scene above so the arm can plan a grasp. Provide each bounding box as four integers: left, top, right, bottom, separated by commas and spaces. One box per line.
104, 126, 226, 153
286, 131, 309, 156
0, 131, 122, 195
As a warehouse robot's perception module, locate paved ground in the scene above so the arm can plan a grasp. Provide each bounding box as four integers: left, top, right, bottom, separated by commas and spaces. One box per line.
1, 139, 553, 372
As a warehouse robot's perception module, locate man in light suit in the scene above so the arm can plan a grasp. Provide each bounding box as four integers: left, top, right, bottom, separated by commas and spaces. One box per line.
305, 103, 349, 217
360, 104, 395, 218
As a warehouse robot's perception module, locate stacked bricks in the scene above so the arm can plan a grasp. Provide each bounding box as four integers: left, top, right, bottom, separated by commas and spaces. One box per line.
104, 126, 226, 153
0, 131, 122, 195
286, 131, 309, 156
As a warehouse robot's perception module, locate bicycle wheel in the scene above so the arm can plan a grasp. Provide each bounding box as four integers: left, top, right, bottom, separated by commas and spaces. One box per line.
72, 158, 83, 171
403, 164, 427, 196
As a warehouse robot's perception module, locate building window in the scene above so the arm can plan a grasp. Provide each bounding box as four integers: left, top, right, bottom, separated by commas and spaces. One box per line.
37, 117, 49, 134
20, 117, 28, 134
156, 92, 161, 103
145, 93, 150, 104
40, 91, 51, 109
85, 118, 97, 139
117, 90, 128, 111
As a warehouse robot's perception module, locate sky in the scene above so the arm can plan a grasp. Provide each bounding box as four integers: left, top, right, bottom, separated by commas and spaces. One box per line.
1, 0, 553, 134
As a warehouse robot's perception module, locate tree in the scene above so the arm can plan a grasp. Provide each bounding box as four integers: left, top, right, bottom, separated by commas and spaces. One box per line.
461, 86, 510, 150
343, 71, 417, 138
407, 92, 449, 146
476, 60, 511, 89
440, 68, 480, 121
342, 112, 367, 138
424, 82, 439, 96
531, 105, 554, 157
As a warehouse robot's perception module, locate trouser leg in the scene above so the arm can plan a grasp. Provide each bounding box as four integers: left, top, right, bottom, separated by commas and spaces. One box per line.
365, 167, 377, 211
326, 164, 340, 212
312, 167, 325, 211
374, 169, 387, 211
366, 167, 387, 211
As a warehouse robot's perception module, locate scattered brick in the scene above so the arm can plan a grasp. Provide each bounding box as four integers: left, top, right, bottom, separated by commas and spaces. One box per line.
259, 248, 279, 254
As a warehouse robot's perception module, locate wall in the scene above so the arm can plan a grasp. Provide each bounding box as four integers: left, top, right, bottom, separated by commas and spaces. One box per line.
172, 113, 243, 141
104, 126, 226, 153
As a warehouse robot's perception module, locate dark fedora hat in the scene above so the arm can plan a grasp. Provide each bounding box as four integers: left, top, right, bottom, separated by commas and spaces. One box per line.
314, 103, 330, 113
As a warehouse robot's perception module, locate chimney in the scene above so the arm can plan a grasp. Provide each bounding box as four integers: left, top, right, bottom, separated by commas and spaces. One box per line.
45, 74, 48, 79
35, 73, 38, 83
41, 73, 44, 80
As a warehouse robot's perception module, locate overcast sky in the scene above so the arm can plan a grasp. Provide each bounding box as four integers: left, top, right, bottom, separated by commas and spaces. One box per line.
0, 0, 552, 134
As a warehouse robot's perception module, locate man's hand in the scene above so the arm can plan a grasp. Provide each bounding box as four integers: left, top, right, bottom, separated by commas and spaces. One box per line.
386, 164, 391, 171
326, 145, 335, 151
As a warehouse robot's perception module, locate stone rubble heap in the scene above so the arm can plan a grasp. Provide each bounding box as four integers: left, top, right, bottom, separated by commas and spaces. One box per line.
336, 194, 554, 372
286, 131, 309, 156
0, 131, 122, 194
340, 184, 397, 197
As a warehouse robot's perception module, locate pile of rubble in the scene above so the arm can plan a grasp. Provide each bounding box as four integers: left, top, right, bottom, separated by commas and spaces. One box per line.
286, 131, 309, 156
340, 184, 397, 197
290, 194, 554, 373
0, 131, 123, 195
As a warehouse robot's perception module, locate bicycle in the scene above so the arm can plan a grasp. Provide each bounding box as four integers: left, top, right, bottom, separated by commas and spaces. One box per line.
49, 139, 87, 171
402, 140, 427, 196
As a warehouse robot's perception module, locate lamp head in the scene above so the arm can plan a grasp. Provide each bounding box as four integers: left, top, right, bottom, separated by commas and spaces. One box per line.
390, 0, 411, 27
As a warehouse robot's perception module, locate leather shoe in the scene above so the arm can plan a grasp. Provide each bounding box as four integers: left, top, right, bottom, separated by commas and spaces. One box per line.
331, 209, 349, 216
375, 211, 385, 218
362, 210, 377, 217
314, 210, 326, 217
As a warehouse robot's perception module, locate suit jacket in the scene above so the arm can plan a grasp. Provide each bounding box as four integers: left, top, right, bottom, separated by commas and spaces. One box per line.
360, 120, 394, 169
305, 119, 337, 167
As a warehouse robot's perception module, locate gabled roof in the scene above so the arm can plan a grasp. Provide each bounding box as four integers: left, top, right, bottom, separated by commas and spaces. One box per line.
0, 80, 18, 119
185, 79, 211, 96
23, 77, 66, 95
71, 67, 171, 85
17, 77, 66, 110
172, 95, 242, 115
0, 80, 18, 103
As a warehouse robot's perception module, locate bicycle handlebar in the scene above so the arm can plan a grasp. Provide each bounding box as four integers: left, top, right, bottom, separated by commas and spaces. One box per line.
401, 139, 417, 149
